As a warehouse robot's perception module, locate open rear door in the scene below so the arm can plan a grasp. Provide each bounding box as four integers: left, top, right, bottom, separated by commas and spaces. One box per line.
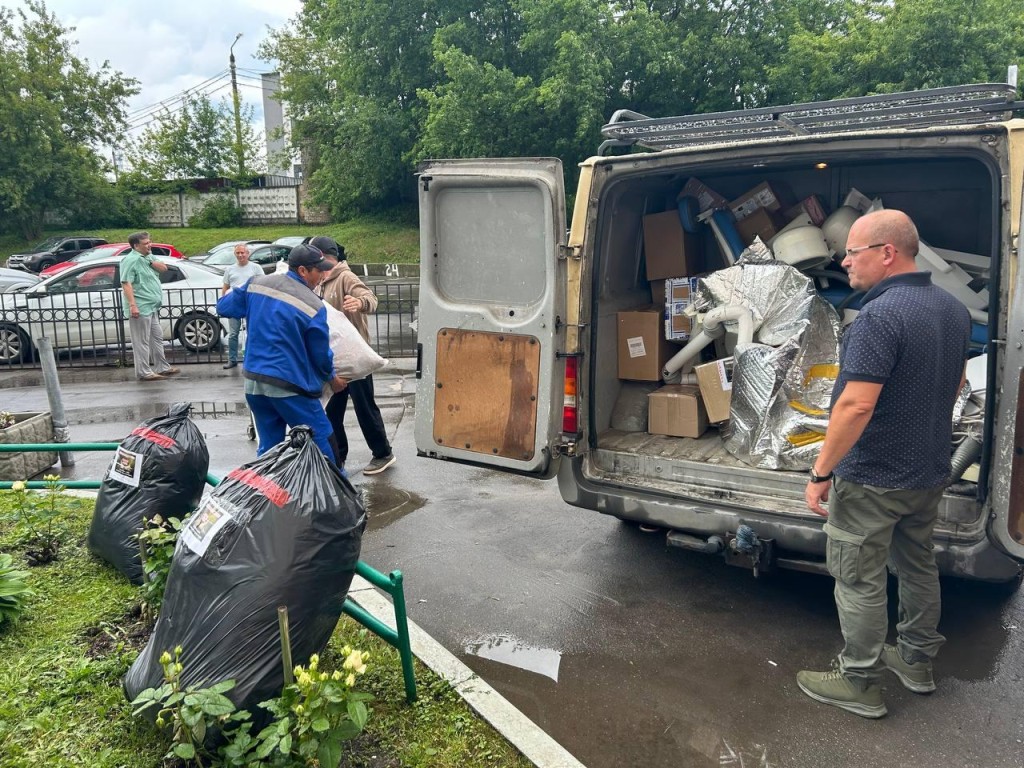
990, 133, 1024, 562
414, 158, 566, 477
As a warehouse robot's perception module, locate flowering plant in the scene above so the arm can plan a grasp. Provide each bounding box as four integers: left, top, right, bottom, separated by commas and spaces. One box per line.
252, 649, 373, 766
0, 411, 14, 430
4, 474, 65, 564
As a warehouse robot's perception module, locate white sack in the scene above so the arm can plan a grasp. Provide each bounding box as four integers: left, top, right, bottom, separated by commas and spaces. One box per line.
324, 302, 388, 381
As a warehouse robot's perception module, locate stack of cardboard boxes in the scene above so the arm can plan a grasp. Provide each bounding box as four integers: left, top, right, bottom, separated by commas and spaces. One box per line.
618, 176, 833, 441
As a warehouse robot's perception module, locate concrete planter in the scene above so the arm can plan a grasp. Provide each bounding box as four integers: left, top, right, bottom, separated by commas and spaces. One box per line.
0, 412, 57, 481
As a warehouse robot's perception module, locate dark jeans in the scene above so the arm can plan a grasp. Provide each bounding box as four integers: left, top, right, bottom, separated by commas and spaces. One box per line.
325, 375, 391, 464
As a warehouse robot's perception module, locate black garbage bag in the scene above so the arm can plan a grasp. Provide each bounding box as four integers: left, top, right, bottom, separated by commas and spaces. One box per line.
89, 402, 209, 583
124, 426, 366, 719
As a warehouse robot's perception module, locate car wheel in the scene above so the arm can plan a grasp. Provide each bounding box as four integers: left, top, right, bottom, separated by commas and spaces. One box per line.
35, 259, 55, 272
176, 313, 221, 352
0, 323, 32, 364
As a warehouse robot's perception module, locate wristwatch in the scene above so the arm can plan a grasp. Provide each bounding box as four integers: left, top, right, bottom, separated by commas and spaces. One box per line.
809, 468, 833, 483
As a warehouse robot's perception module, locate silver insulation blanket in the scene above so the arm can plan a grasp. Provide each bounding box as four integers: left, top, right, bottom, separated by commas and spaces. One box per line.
693, 263, 841, 470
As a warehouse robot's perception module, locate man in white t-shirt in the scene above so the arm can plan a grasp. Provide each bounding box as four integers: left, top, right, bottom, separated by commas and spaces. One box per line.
220, 243, 264, 369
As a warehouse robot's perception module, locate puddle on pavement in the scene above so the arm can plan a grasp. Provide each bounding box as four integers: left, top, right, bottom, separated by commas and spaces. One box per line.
361, 483, 425, 531
67, 401, 249, 424
463, 634, 562, 682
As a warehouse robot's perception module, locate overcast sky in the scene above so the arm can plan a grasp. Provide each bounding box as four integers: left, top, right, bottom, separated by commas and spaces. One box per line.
4, 0, 303, 140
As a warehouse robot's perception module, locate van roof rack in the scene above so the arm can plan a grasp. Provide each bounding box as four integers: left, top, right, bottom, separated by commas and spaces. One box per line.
599, 83, 1024, 154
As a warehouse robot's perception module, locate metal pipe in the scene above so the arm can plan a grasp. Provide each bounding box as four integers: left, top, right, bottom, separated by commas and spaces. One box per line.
33, 337, 75, 468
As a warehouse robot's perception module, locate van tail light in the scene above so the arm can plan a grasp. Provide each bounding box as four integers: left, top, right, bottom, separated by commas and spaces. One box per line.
562, 355, 579, 434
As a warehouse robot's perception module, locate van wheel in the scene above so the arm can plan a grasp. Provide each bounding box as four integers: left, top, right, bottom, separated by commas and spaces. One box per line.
0, 323, 33, 364
176, 313, 221, 352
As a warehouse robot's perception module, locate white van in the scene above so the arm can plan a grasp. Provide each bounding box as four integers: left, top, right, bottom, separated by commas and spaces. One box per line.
413, 83, 1024, 583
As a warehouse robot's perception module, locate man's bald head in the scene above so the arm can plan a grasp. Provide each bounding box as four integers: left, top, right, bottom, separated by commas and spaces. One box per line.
850, 210, 919, 261
842, 209, 920, 291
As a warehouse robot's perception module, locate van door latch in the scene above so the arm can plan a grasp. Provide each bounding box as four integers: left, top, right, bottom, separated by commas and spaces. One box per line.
558, 244, 581, 260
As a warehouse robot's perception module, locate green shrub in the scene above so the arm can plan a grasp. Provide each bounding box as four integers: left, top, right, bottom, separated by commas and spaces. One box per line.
0, 553, 33, 625
189, 195, 244, 228
137, 514, 185, 622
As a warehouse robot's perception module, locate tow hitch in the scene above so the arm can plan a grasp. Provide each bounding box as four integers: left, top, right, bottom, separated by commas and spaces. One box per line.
724, 524, 775, 578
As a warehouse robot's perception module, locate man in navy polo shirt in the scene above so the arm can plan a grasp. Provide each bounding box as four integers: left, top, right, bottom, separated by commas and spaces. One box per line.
798, 209, 971, 718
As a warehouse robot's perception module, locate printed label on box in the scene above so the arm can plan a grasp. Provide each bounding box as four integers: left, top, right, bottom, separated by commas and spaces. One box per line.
109, 447, 143, 488
627, 336, 647, 358
180, 497, 236, 557
716, 359, 733, 391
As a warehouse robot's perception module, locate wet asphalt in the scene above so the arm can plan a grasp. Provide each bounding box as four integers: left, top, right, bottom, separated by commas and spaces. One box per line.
3, 362, 1024, 768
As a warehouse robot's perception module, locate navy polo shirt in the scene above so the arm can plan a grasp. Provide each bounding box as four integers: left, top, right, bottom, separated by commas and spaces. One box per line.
832, 272, 971, 489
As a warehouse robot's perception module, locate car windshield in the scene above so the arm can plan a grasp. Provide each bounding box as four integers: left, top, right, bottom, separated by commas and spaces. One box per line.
29, 236, 64, 252
76, 245, 125, 263
205, 250, 238, 266
209, 241, 242, 253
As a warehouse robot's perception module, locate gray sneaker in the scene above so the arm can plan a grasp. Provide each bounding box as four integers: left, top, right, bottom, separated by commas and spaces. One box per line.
796, 668, 887, 718
882, 644, 935, 693
363, 453, 396, 475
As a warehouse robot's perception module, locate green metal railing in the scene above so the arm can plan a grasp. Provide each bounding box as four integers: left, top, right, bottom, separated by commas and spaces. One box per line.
0, 441, 417, 702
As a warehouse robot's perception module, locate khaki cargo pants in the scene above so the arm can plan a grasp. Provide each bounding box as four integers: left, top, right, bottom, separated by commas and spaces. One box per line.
825, 477, 946, 683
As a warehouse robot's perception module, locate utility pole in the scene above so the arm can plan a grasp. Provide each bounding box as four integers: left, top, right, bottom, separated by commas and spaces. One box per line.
230, 32, 245, 179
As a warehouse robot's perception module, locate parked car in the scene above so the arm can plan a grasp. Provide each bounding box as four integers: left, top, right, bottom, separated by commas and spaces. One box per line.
0, 268, 41, 293
0, 256, 226, 364
189, 240, 271, 262
271, 236, 312, 248
197, 244, 293, 274
39, 242, 185, 278
7, 236, 108, 273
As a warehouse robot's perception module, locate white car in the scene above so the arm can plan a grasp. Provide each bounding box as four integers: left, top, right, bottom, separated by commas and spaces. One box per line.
0, 256, 226, 364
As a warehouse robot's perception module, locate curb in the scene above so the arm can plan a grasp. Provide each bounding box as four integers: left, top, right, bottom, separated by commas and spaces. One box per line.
347, 575, 586, 768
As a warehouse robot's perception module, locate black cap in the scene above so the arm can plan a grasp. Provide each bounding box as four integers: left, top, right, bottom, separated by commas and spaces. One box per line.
287, 243, 333, 271
309, 235, 345, 261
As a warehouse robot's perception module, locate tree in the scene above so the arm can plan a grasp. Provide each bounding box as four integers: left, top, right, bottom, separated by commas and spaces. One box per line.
0, 1, 138, 238
123, 93, 265, 188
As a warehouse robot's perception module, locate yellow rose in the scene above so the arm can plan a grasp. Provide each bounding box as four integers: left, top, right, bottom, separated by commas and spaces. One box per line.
11, 481, 25, 492
345, 673, 356, 687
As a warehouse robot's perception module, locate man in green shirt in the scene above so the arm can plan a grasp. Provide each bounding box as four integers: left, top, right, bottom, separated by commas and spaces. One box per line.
120, 231, 180, 381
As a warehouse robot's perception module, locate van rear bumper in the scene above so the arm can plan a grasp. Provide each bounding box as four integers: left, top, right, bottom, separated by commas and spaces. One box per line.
558, 458, 1022, 583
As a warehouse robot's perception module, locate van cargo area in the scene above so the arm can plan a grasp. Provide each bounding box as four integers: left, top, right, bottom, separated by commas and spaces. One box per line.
583, 139, 1000, 555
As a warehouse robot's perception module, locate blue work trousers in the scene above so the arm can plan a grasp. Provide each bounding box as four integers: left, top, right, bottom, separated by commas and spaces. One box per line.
245, 392, 342, 471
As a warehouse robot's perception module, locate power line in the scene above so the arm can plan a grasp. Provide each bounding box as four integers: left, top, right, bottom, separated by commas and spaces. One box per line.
127, 69, 231, 120
124, 81, 234, 133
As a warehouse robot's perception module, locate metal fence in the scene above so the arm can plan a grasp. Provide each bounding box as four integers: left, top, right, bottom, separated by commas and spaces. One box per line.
0, 281, 418, 371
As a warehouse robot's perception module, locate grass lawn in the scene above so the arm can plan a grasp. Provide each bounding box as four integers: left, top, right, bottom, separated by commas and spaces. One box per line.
0, 210, 420, 265
0, 493, 529, 768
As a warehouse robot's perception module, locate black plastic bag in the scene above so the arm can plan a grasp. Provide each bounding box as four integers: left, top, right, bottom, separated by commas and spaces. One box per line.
89, 402, 210, 583
124, 426, 366, 718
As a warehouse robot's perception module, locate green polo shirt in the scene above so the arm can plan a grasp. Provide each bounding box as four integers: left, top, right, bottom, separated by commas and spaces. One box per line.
120, 250, 163, 315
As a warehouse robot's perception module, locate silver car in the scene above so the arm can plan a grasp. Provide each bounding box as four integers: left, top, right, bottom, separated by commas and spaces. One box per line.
0, 256, 226, 364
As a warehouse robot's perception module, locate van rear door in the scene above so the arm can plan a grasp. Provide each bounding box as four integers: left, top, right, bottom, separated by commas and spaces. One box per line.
414, 159, 566, 477
990, 133, 1024, 561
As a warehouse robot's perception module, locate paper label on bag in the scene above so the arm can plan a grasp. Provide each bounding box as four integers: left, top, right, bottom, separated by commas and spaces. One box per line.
109, 447, 143, 487
627, 336, 647, 358
180, 497, 235, 556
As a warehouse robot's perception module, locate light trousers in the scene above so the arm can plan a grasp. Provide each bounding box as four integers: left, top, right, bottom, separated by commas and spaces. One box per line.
128, 312, 168, 379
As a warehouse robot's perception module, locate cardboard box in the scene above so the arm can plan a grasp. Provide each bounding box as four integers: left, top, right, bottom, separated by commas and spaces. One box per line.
695, 358, 734, 423
618, 308, 675, 381
784, 195, 827, 227
643, 210, 697, 281
664, 277, 697, 341
648, 384, 708, 438
677, 177, 729, 213
730, 182, 787, 221
735, 207, 780, 246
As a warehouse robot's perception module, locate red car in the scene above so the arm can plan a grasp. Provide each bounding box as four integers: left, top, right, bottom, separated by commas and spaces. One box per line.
39, 242, 185, 278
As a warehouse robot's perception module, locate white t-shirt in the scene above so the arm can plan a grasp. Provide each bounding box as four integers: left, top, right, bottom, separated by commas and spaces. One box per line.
222, 262, 264, 290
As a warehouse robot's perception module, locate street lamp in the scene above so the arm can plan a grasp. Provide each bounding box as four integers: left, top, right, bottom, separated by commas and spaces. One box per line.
229, 32, 245, 179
